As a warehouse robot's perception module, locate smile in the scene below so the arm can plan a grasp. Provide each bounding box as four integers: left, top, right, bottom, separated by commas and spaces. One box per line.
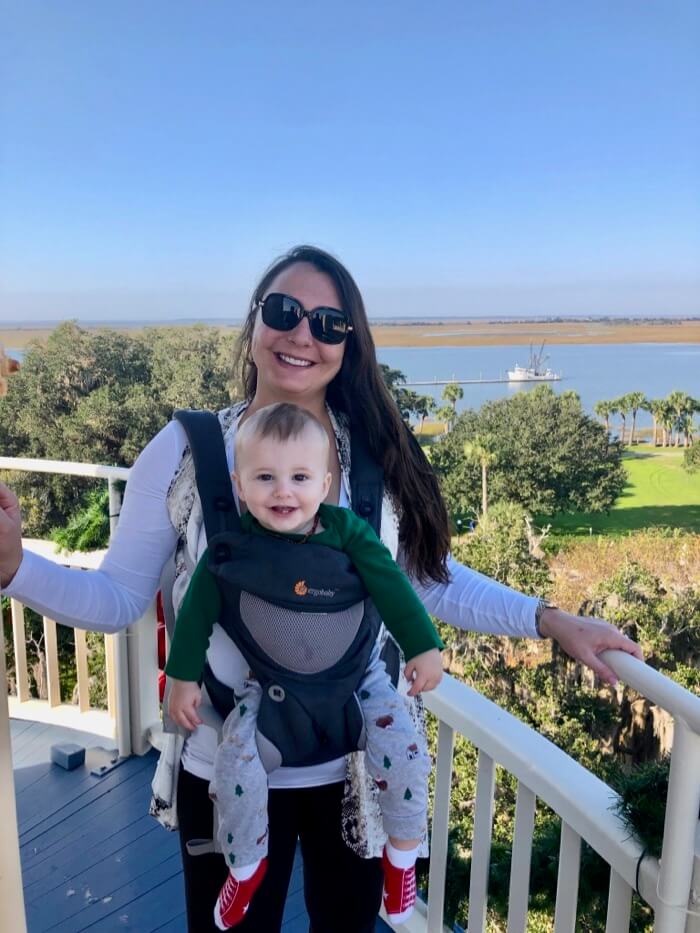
277, 353, 313, 368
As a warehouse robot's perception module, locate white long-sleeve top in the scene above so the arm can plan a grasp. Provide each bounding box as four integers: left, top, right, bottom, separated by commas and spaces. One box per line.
6, 419, 540, 638
5, 415, 540, 801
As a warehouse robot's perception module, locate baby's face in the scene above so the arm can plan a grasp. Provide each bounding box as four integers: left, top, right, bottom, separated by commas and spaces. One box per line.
234, 427, 331, 534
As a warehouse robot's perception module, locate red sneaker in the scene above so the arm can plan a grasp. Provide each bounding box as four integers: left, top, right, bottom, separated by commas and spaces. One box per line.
382, 847, 417, 923
214, 859, 268, 930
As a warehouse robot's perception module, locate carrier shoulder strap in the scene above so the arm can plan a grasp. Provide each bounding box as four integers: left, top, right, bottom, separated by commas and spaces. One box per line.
174, 409, 240, 538
177, 408, 384, 539
349, 429, 383, 536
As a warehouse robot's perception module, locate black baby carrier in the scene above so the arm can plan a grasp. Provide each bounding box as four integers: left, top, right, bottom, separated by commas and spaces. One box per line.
169, 409, 400, 772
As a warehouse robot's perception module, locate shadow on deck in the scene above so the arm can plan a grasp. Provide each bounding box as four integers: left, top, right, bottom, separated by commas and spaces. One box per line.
12, 719, 377, 933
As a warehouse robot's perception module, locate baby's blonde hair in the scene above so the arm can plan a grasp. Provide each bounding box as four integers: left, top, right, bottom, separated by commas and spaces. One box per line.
235, 403, 329, 466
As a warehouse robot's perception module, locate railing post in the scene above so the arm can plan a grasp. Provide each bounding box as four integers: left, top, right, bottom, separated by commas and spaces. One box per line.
10, 600, 29, 702
686, 825, 700, 933
655, 719, 700, 933
0, 614, 28, 933
427, 720, 454, 933
108, 477, 131, 758
127, 599, 161, 755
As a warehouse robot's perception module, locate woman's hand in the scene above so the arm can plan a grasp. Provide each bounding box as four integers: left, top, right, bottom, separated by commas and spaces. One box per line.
405, 648, 444, 697
0, 482, 23, 589
538, 607, 643, 686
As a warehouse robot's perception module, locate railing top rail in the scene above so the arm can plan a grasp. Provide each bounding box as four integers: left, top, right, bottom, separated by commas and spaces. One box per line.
602, 649, 700, 733
21, 538, 106, 569
0, 456, 130, 481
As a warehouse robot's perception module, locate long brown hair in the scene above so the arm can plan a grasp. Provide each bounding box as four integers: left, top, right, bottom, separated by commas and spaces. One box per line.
234, 245, 450, 583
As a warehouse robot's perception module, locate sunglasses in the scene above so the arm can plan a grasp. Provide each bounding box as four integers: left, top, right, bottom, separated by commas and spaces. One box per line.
257, 292, 353, 345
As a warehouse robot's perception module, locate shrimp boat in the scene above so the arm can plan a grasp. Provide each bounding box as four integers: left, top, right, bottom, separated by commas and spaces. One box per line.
507, 342, 561, 382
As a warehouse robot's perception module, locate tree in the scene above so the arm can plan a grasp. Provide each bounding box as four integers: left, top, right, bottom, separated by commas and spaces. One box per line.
593, 400, 613, 435
463, 436, 497, 516
625, 392, 647, 446
413, 394, 437, 434
435, 405, 456, 434
430, 385, 625, 519
378, 363, 406, 396
667, 391, 694, 447
378, 363, 430, 424
683, 444, 700, 474
657, 400, 676, 448
451, 500, 551, 595
0, 322, 239, 536
442, 382, 464, 413
643, 399, 668, 447
613, 395, 630, 445
607, 398, 621, 443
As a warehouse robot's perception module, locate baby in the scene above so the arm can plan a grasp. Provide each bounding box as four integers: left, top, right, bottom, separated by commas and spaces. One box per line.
166, 402, 443, 929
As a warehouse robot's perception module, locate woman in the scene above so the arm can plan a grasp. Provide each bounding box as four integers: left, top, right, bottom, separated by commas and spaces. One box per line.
0, 245, 642, 932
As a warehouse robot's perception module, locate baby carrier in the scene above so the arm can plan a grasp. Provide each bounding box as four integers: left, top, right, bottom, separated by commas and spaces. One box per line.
164, 409, 400, 773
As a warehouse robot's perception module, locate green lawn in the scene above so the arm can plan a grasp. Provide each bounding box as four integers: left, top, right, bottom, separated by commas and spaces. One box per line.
549, 446, 700, 536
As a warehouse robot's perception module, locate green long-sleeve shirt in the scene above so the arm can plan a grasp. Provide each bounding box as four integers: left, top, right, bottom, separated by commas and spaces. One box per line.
165, 503, 443, 681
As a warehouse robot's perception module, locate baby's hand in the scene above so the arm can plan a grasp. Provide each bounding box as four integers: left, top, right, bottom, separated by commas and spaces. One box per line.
404, 648, 443, 697
168, 679, 203, 731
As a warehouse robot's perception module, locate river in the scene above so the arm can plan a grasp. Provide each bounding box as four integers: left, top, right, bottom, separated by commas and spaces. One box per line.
8, 343, 699, 429
377, 342, 700, 428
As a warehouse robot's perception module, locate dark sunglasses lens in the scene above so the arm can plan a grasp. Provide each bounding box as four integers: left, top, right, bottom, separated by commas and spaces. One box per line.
261, 294, 302, 331
310, 309, 350, 344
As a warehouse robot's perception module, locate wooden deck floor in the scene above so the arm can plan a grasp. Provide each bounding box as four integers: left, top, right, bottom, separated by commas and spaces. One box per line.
12, 719, 390, 933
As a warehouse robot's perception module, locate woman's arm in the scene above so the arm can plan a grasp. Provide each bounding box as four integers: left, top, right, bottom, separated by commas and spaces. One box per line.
0, 422, 183, 632
411, 555, 643, 686
412, 555, 541, 639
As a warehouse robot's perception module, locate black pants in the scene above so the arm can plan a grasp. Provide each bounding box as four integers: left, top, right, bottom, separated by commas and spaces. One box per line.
176, 766, 384, 932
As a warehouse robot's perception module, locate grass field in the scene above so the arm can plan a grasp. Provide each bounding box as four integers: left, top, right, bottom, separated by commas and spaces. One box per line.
549, 446, 700, 535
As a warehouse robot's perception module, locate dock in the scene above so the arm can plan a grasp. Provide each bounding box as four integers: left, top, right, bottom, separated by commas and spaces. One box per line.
403, 375, 562, 386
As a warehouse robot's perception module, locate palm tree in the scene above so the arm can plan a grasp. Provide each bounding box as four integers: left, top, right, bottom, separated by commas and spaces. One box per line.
658, 402, 675, 448
463, 436, 497, 516
442, 382, 464, 414
413, 395, 436, 434
593, 399, 613, 434
667, 391, 694, 447
643, 398, 667, 447
607, 399, 620, 443
435, 404, 455, 434
625, 391, 647, 446
689, 398, 700, 446
612, 396, 630, 445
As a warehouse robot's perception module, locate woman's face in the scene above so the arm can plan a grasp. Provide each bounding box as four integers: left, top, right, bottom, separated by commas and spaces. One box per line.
250, 263, 346, 405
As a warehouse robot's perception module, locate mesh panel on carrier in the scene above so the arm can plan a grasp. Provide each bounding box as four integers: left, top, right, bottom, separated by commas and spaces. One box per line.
239, 591, 364, 674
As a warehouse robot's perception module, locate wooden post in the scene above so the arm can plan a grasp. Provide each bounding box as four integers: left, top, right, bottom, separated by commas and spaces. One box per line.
11, 600, 29, 702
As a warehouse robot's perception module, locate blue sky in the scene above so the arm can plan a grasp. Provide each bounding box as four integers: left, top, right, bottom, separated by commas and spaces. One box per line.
1, 0, 699, 321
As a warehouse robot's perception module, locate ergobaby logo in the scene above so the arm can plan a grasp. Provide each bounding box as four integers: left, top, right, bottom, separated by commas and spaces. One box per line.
293, 579, 336, 598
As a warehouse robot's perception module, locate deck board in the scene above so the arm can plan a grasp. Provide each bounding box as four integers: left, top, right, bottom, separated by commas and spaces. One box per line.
11, 718, 390, 932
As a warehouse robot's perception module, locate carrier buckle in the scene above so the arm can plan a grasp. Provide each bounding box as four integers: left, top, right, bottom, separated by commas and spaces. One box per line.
268, 685, 286, 702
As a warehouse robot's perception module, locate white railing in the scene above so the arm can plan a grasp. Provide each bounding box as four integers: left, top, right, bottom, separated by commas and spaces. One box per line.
2, 457, 700, 933
1, 457, 161, 933
0, 456, 161, 760
382, 653, 700, 933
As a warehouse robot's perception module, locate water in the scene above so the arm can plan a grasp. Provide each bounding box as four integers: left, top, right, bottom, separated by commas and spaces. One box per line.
8, 343, 700, 429
377, 343, 700, 428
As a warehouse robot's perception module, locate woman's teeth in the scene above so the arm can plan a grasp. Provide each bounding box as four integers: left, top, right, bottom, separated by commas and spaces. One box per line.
278, 353, 312, 367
